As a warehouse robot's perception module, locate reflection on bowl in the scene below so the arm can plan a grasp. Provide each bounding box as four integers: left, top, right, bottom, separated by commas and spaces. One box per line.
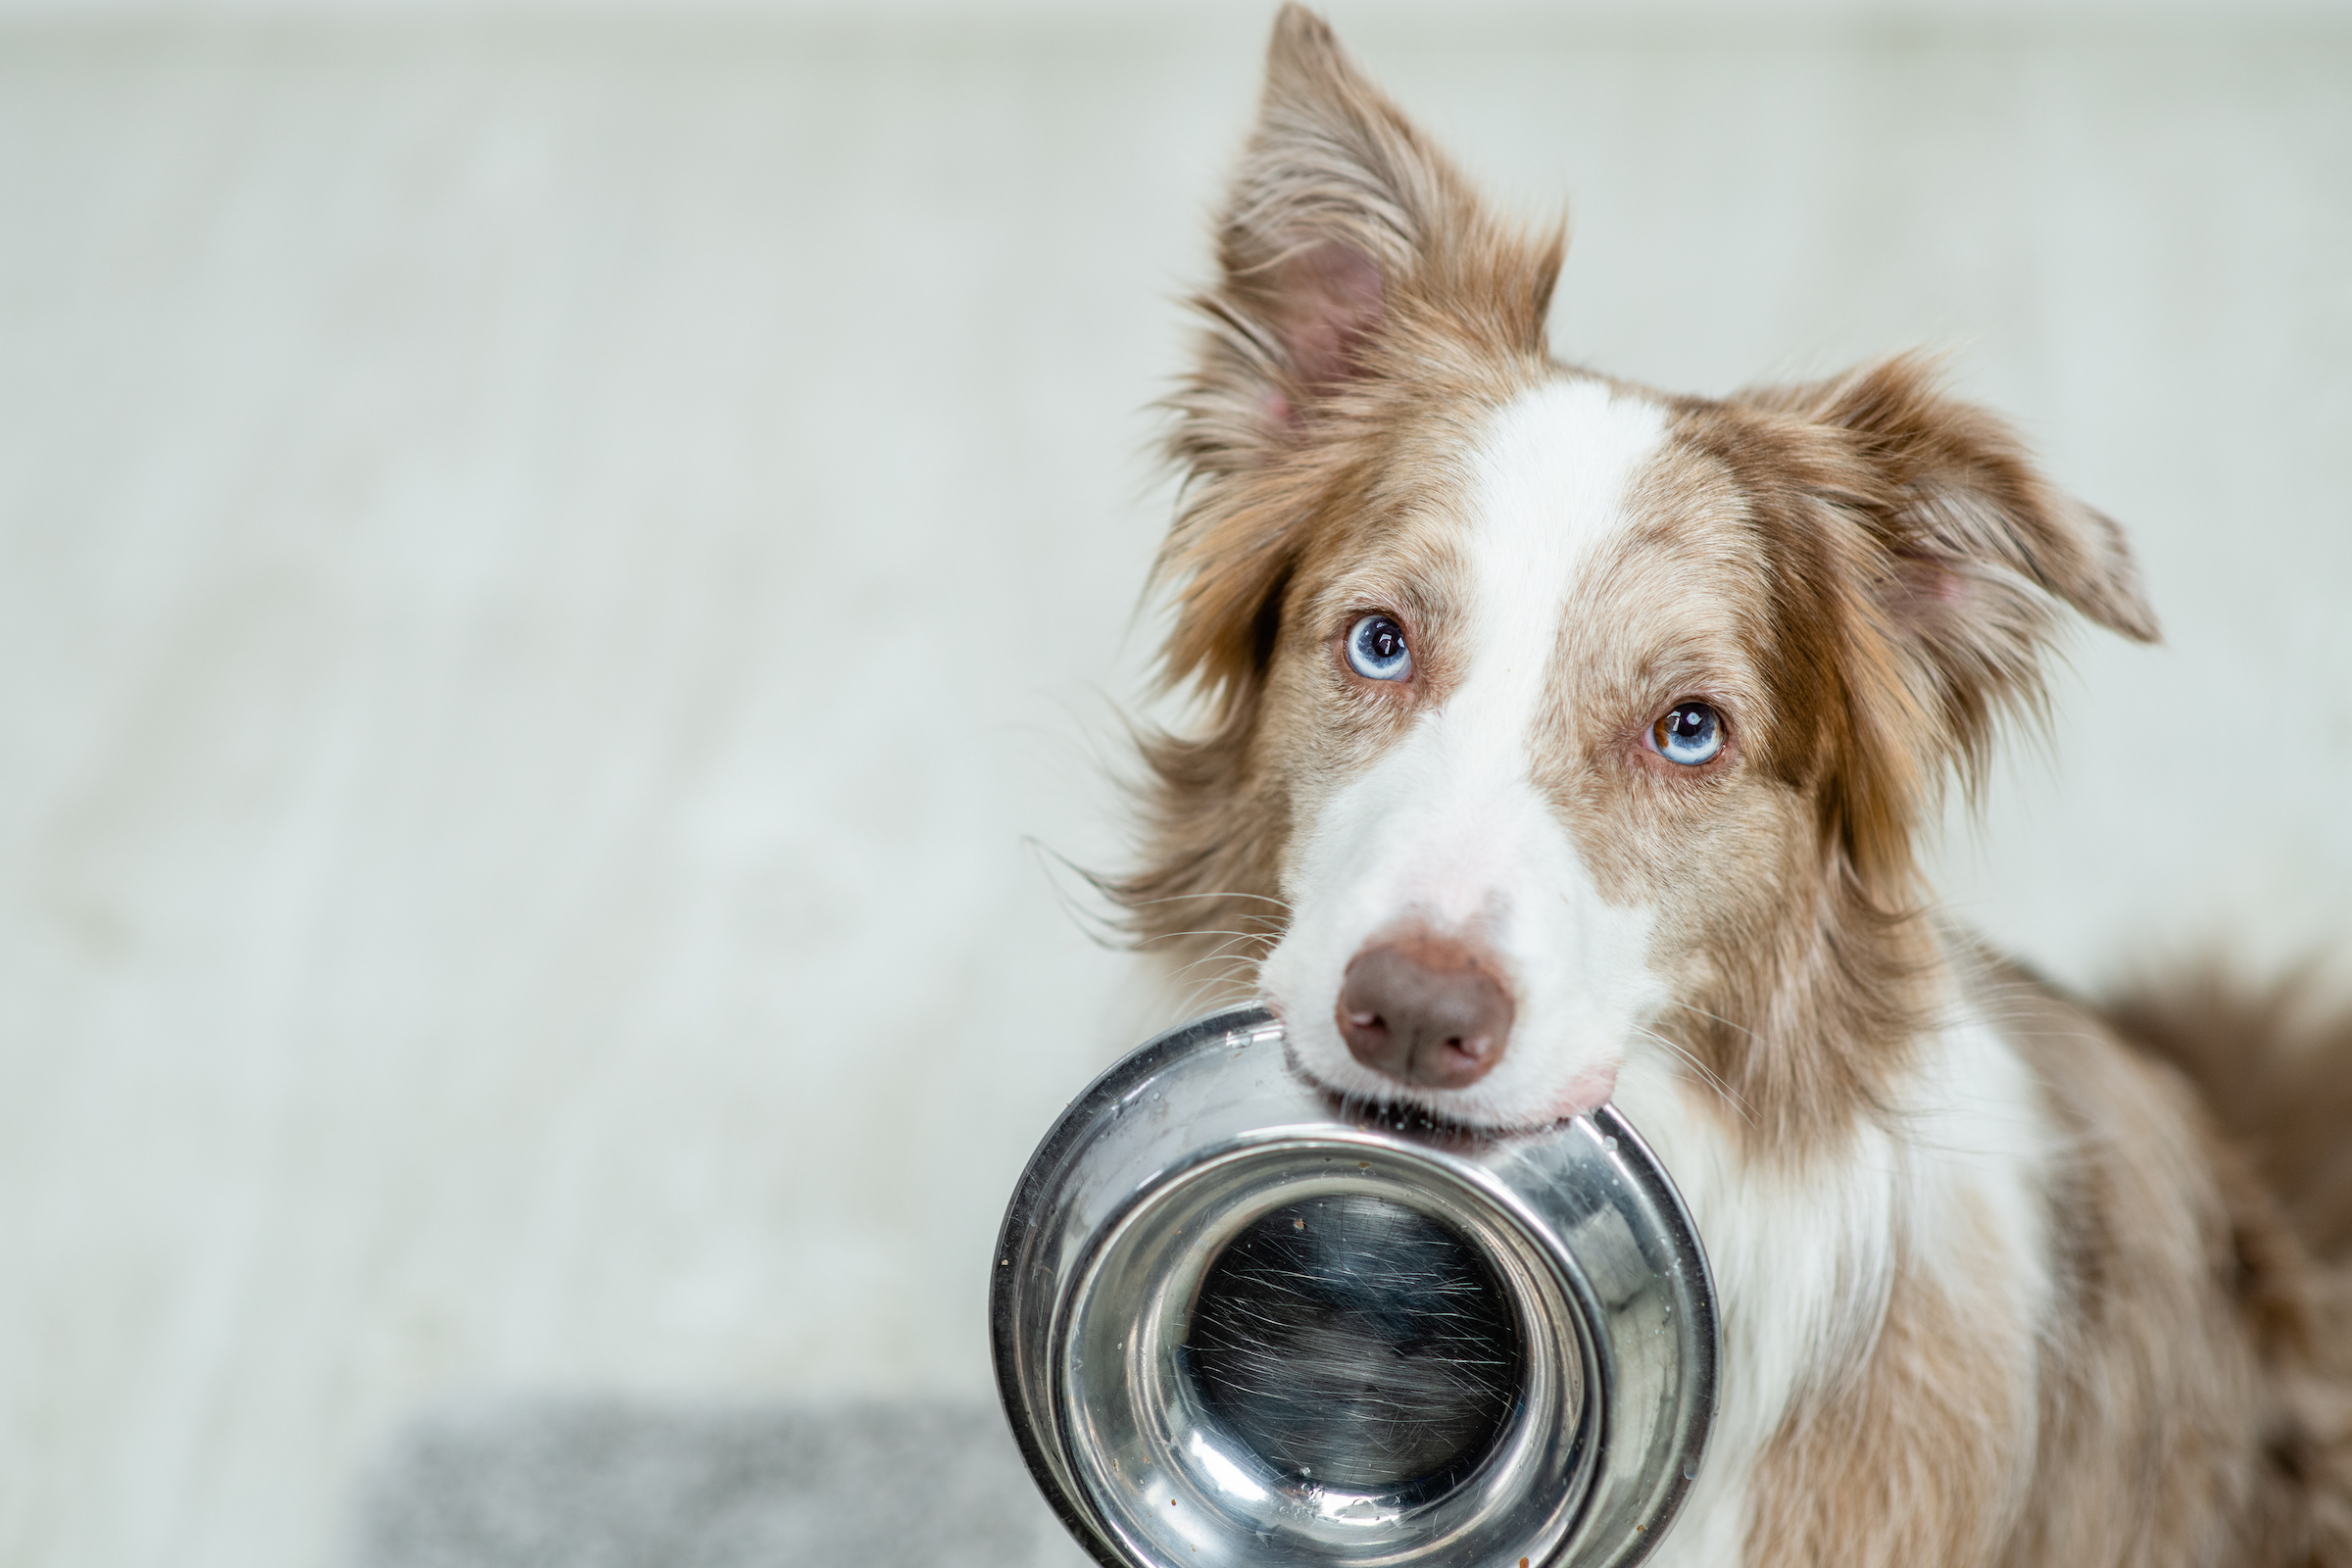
1185, 1191, 1524, 1496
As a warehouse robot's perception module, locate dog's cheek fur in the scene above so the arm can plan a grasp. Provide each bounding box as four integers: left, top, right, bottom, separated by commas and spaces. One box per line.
1524, 425, 1944, 1158
1594, 374, 2167, 1164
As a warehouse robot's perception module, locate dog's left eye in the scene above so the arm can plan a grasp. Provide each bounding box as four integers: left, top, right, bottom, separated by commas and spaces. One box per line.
1653, 702, 1723, 765
1345, 613, 1413, 681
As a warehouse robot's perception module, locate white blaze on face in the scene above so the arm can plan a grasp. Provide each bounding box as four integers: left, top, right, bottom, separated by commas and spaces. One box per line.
1260, 376, 1676, 1128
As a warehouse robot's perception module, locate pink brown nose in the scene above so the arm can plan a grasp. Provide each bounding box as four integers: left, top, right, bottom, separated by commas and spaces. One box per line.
1335, 935, 1515, 1090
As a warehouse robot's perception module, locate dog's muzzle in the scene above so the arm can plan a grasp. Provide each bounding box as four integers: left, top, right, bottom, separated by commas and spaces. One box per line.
990, 1005, 1717, 1568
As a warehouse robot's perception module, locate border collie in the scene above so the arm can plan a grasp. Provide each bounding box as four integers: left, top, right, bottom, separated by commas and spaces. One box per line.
1113, 9, 2352, 1562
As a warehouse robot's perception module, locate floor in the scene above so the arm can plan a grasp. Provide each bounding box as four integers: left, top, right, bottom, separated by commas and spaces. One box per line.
0, 9, 2347, 1566
355, 1397, 1089, 1568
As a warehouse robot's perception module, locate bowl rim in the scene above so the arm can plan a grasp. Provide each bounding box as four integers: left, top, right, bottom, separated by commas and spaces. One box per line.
991, 1003, 1718, 1568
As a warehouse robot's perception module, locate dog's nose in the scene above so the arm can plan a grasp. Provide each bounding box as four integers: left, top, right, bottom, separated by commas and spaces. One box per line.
1336, 935, 1514, 1090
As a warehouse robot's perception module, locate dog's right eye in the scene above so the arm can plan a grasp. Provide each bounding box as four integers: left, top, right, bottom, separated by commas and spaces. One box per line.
1344, 614, 1413, 681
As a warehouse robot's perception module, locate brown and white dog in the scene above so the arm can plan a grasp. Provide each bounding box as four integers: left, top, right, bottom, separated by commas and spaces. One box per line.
1115, 9, 2352, 1564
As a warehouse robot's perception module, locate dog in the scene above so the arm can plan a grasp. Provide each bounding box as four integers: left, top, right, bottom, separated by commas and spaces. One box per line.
1111, 9, 2352, 1564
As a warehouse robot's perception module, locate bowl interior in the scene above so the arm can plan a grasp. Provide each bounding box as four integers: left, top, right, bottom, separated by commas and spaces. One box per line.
1055, 1139, 1597, 1566
1186, 1189, 1523, 1495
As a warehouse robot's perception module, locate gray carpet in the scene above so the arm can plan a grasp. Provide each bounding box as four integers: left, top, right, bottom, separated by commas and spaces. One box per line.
353, 1398, 1095, 1568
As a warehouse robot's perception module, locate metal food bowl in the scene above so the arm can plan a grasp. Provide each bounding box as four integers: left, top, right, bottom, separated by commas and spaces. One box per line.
991, 1005, 1717, 1568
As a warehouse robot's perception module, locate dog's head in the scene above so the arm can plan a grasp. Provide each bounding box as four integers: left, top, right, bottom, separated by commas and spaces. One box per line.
1124, 7, 2157, 1147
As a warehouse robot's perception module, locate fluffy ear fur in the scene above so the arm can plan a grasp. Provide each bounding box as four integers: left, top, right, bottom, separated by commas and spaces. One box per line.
1740, 355, 2161, 884
1160, 3, 1562, 701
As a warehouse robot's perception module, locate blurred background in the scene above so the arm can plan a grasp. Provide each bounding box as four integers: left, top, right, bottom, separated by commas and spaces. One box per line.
0, 0, 2347, 1563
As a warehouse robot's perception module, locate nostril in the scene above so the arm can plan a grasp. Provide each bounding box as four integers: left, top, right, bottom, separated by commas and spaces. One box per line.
1334, 934, 1515, 1091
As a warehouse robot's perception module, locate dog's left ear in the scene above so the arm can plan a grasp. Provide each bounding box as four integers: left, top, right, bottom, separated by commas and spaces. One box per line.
1802, 355, 2159, 648
1744, 356, 2159, 867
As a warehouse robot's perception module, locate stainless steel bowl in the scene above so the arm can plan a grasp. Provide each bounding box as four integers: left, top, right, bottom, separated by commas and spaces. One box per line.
991, 1004, 1717, 1568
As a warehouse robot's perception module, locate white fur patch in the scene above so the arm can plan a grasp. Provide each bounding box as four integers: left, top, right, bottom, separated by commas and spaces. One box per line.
1613, 1050, 1898, 1566
1610, 974, 2055, 1567
1258, 376, 1672, 1127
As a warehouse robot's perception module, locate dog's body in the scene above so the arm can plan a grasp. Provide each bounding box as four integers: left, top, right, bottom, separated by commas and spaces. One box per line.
1115, 10, 2352, 1563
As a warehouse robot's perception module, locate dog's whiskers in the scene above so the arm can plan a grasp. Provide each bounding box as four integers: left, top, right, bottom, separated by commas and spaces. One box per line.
1018, 835, 1132, 952
1124, 889, 1296, 915
1666, 1001, 1762, 1042
1139, 928, 1280, 952
1152, 930, 1274, 1014
1165, 957, 1265, 1018
1633, 1024, 1756, 1127
1164, 945, 1270, 988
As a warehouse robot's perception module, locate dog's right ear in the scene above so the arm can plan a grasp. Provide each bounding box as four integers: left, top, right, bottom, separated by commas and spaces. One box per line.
1175, 4, 1556, 467
1161, 5, 1559, 699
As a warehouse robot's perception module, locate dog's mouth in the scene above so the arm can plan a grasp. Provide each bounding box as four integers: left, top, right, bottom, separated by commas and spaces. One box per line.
1280, 1036, 1619, 1142
1288, 1058, 1498, 1147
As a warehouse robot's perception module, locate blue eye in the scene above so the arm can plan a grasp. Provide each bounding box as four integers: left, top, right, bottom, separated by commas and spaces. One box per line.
1345, 613, 1413, 681
1653, 702, 1723, 765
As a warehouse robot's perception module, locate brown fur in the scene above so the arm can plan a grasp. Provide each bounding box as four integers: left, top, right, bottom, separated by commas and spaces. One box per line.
2103, 963, 2352, 1263
1119, 8, 2352, 1562
1995, 957, 2352, 1566
1742, 951, 2352, 1567
1746, 1235, 2034, 1567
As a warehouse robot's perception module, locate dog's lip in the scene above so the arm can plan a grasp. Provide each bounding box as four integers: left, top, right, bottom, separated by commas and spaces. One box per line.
1294, 1074, 1497, 1149
1552, 1063, 1621, 1119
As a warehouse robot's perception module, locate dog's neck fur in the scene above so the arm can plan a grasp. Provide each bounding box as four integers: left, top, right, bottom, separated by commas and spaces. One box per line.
1615, 938, 2055, 1565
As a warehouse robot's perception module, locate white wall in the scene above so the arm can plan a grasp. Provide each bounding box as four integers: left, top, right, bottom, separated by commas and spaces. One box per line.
1, 9, 2347, 1567
2, 0, 2346, 18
